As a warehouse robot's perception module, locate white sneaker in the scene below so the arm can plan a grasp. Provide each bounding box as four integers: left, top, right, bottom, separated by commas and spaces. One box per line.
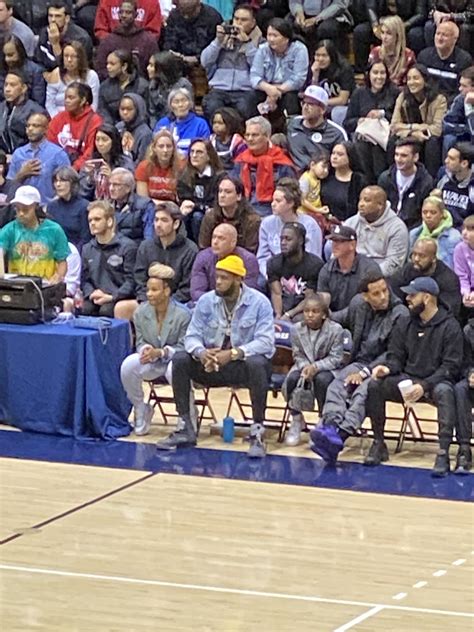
285, 415, 303, 446
135, 404, 154, 436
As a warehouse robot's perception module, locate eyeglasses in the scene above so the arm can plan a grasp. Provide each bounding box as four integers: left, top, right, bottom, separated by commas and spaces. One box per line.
109, 182, 127, 188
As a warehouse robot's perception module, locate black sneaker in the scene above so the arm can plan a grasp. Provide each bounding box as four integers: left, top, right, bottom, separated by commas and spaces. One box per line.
431, 450, 450, 477
156, 418, 196, 451
454, 447, 472, 476
363, 441, 389, 466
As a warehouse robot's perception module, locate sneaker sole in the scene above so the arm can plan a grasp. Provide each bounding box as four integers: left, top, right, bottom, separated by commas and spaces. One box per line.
247, 444, 266, 458
284, 435, 301, 447
310, 427, 332, 463
156, 439, 197, 451
453, 467, 471, 476
363, 445, 389, 467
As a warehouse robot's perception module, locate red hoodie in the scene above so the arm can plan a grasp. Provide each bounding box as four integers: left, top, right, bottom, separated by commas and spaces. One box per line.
47, 106, 103, 171
95, 0, 162, 39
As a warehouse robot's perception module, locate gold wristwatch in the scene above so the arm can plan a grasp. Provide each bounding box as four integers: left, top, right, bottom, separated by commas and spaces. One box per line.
231, 348, 241, 361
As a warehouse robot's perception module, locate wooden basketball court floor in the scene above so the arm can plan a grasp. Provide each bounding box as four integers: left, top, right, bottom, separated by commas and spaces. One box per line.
0, 390, 473, 631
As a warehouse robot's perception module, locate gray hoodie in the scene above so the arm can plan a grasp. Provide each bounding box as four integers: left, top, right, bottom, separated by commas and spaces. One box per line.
115, 93, 152, 165
344, 202, 409, 276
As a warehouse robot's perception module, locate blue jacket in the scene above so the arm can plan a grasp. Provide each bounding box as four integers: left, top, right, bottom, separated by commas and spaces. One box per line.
47, 195, 91, 250
185, 285, 275, 359
442, 93, 474, 142
201, 39, 258, 92
250, 40, 309, 92
153, 112, 210, 156
409, 224, 462, 270
114, 192, 156, 243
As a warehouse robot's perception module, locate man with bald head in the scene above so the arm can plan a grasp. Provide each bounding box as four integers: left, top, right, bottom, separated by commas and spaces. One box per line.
390, 238, 462, 318
418, 21, 472, 102
344, 186, 409, 276
190, 223, 259, 302
7, 112, 70, 204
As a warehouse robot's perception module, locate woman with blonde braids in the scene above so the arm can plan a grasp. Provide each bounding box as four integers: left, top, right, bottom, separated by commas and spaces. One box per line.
368, 16, 416, 86
409, 192, 462, 269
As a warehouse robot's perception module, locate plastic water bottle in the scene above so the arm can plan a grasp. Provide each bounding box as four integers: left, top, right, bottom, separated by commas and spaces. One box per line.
73, 288, 83, 314
222, 416, 235, 443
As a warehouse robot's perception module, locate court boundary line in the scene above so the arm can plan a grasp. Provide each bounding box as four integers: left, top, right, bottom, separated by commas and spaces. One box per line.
0, 472, 157, 546
0, 564, 473, 619
333, 605, 385, 631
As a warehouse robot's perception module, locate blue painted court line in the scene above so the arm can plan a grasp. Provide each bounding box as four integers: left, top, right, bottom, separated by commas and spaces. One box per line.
0, 430, 472, 502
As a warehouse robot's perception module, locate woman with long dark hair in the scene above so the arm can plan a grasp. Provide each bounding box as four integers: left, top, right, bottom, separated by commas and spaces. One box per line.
98, 49, 148, 125
177, 138, 224, 242
0, 35, 45, 106
311, 39, 355, 125
250, 18, 309, 116
390, 64, 447, 176
80, 123, 134, 200
210, 107, 246, 171
44, 40, 99, 117
343, 60, 400, 183
320, 141, 368, 221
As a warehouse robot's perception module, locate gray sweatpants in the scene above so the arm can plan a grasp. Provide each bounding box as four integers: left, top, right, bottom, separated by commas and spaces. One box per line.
321, 362, 370, 435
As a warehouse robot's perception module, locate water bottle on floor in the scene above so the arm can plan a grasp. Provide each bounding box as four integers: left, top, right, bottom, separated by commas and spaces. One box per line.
222, 416, 235, 443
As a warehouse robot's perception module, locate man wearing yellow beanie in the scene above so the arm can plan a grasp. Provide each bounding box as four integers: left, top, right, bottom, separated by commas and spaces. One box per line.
157, 255, 275, 457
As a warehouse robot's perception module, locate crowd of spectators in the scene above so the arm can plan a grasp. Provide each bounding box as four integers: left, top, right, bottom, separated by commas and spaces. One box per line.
0, 0, 472, 468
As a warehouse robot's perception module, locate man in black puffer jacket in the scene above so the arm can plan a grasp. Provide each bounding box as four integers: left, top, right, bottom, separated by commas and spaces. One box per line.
365, 277, 463, 477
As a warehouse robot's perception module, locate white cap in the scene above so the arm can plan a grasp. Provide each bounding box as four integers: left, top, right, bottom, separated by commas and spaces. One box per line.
10, 185, 41, 206
299, 85, 329, 108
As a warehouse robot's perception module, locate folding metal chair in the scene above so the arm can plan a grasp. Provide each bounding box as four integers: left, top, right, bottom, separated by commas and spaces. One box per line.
146, 377, 218, 433
389, 402, 439, 453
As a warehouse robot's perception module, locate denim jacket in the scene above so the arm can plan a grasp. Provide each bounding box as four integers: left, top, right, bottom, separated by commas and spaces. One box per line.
250, 41, 309, 92
185, 285, 275, 359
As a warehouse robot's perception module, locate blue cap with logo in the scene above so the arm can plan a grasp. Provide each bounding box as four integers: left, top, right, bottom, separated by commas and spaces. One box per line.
400, 277, 440, 296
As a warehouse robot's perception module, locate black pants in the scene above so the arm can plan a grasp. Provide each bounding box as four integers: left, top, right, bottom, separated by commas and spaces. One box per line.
81, 299, 115, 317
172, 352, 272, 423
292, 17, 344, 56
366, 376, 457, 449
202, 89, 261, 122
284, 369, 334, 414
454, 379, 473, 446
354, 140, 388, 184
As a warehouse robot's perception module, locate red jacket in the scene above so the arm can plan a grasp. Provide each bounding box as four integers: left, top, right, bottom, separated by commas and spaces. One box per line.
47, 106, 103, 171
95, 0, 162, 39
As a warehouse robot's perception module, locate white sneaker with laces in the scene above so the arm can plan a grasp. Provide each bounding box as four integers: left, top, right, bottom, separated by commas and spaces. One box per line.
285, 415, 304, 446
135, 403, 154, 436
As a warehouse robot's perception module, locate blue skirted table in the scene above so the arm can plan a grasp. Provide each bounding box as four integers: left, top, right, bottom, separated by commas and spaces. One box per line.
0, 319, 132, 440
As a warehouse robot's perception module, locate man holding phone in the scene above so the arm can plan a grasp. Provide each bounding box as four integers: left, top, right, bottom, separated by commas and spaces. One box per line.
201, 5, 263, 121
7, 112, 70, 204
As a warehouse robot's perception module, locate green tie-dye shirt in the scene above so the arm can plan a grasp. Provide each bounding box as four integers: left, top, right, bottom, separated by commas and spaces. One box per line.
0, 219, 70, 280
